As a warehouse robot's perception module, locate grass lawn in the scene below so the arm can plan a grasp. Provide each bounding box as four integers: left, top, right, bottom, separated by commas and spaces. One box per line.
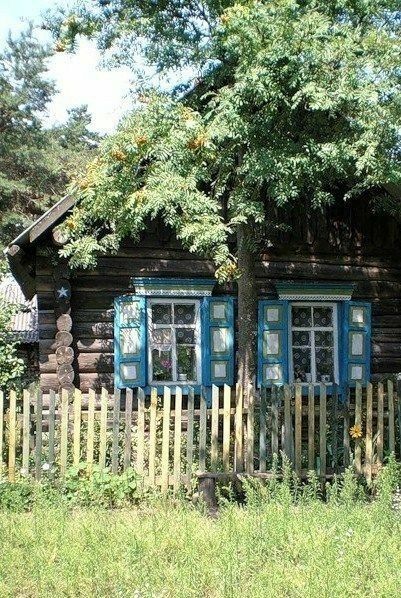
0, 495, 400, 597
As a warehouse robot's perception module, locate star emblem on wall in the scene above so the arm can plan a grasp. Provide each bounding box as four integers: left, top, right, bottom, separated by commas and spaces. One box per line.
54, 279, 71, 303
57, 286, 69, 299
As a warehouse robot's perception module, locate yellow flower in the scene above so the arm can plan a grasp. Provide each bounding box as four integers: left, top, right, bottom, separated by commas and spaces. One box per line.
110, 148, 127, 161
350, 424, 363, 439
135, 135, 148, 146
187, 134, 207, 150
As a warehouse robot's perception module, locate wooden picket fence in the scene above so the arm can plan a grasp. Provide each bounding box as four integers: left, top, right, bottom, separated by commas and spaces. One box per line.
0, 382, 400, 489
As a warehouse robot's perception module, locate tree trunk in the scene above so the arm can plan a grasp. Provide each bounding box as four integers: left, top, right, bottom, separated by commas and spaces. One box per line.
236, 222, 258, 402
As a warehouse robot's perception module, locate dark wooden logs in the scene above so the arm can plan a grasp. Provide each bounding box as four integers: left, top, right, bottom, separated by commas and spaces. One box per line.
53, 263, 75, 390
55, 331, 73, 348
55, 346, 74, 365
57, 364, 74, 385
56, 314, 72, 332
52, 225, 69, 246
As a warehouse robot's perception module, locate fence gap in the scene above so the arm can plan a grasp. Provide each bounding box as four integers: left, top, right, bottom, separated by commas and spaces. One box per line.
124, 388, 133, 471
319, 384, 327, 482
259, 388, 267, 473
294, 384, 302, 477
186, 388, 195, 488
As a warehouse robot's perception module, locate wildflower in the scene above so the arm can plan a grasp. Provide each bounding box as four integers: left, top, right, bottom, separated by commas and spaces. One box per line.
42, 462, 50, 471
349, 424, 362, 439
346, 528, 354, 537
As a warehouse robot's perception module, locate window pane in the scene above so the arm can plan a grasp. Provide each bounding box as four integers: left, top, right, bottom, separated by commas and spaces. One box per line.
292, 331, 310, 347
176, 328, 195, 345
121, 363, 138, 382
212, 328, 228, 353
177, 346, 197, 381
315, 331, 333, 348
174, 303, 196, 325
121, 301, 140, 325
120, 329, 140, 356
152, 328, 172, 346
152, 349, 172, 381
293, 348, 311, 382
151, 304, 172, 324
292, 307, 312, 327
313, 306, 332, 327
212, 303, 227, 322
263, 331, 279, 356
316, 348, 334, 381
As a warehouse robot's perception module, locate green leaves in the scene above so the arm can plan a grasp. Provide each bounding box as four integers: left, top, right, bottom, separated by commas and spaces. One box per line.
56, 1, 401, 274
0, 298, 25, 391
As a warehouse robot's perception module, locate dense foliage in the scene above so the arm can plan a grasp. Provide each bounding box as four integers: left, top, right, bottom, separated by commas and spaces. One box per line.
0, 25, 99, 249
50, 1, 401, 271
0, 298, 25, 390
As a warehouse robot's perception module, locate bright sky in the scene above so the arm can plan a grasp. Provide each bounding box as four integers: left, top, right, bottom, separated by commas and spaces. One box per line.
0, 0, 133, 133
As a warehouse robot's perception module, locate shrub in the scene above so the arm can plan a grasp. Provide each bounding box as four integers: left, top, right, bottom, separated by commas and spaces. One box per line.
0, 296, 25, 391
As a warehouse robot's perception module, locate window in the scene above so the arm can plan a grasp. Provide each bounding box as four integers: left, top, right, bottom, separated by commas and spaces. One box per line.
290, 303, 338, 384
147, 299, 201, 385
258, 297, 371, 388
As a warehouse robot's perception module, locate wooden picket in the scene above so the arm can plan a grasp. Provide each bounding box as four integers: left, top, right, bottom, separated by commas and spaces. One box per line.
8, 390, 16, 482
86, 389, 94, 472
0, 381, 400, 492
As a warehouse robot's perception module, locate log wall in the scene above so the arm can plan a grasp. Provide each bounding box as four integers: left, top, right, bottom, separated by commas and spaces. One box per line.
35, 218, 401, 393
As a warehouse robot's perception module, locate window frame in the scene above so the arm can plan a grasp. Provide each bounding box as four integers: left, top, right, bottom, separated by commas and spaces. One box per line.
147, 297, 202, 386
288, 301, 339, 385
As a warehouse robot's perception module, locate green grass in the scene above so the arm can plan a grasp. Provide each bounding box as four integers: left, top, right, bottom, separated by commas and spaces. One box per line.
0, 495, 400, 597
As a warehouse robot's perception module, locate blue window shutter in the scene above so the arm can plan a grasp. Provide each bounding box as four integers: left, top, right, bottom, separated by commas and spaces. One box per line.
258, 300, 289, 386
341, 301, 371, 386
201, 297, 234, 386
114, 296, 147, 389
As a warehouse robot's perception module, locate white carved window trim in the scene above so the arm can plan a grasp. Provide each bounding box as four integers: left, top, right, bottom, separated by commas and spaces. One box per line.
147, 298, 202, 385
289, 302, 339, 385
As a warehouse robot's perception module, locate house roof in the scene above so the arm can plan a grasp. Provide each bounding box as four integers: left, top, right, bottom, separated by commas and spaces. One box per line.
5, 192, 75, 248
0, 276, 38, 343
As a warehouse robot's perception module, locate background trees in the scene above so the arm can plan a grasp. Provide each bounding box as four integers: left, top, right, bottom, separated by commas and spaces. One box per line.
0, 25, 99, 251
48, 1, 401, 390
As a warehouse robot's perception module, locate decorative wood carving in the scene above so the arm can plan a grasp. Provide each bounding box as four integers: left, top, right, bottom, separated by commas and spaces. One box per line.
54, 279, 71, 302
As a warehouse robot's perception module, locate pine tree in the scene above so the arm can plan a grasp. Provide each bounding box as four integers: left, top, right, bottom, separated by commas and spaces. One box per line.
0, 26, 100, 248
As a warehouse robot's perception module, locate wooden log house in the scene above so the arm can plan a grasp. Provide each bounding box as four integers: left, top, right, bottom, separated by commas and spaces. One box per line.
4, 191, 401, 397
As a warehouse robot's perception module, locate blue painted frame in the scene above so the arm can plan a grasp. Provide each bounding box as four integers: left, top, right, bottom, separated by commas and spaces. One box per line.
201, 296, 234, 386
342, 301, 371, 391
257, 300, 289, 387
114, 295, 147, 389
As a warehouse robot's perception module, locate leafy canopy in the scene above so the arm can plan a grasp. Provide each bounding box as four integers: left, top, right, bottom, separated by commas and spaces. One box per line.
52, 1, 401, 274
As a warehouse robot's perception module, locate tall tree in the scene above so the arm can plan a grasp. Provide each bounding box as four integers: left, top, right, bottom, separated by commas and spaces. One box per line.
0, 25, 99, 248
49, 1, 401, 391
